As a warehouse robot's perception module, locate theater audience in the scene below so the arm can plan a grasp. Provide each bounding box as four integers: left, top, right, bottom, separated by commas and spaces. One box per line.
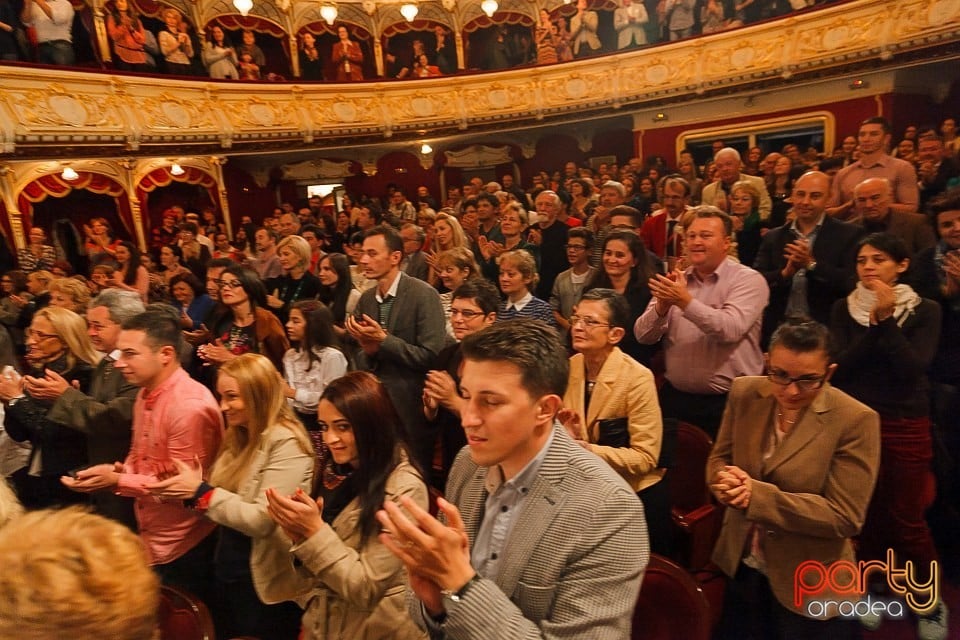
17, 226, 57, 272
496, 248, 557, 329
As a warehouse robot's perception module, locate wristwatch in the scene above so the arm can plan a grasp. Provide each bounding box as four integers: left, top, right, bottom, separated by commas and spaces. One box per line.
807, 260, 817, 272
441, 574, 481, 605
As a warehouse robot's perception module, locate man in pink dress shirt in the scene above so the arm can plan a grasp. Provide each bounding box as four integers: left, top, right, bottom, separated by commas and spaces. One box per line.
64, 309, 223, 600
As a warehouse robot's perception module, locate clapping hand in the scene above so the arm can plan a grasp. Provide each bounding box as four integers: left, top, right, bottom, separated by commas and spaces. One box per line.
145, 456, 204, 500
710, 465, 752, 510
265, 487, 324, 544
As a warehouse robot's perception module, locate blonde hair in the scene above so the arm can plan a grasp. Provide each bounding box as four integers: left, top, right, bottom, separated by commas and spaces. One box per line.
730, 180, 764, 219
0, 475, 22, 528
498, 249, 539, 289
432, 212, 468, 252
210, 353, 314, 492
49, 277, 92, 312
277, 235, 312, 270
501, 202, 529, 227
435, 246, 481, 279
0, 507, 159, 640
33, 306, 101, 368
30, 269, 53, 287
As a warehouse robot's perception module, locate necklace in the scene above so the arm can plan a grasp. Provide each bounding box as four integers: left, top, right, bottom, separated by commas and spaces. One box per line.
777, 410, 797, 425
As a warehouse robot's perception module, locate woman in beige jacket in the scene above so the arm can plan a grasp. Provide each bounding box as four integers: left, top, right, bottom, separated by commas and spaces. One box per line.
148, 352, 314, 639
266, 371, 428, 640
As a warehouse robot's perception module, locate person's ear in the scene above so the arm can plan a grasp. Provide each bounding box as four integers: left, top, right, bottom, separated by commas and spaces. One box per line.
823, 362, 838, 384
608, 326, 625, 345
536, 394, 563, 425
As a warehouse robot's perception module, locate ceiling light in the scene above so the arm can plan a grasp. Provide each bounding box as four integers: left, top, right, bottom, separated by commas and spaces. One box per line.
420, 143, 432, 155
320, 3, 338, 25
399, 2, 418, 21
848, 79, 869, 90
61, 167, 79, 181
233, 0, 253, 16
170, 163, 185, 176
481, 0, 498, 17
652, 112, 668, 122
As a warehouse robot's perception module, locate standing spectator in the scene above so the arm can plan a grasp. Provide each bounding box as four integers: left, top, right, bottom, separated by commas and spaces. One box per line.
551, 227, 596, 339
202, 25, 238, 79
237, 29, 265, 69
107, 0, 147, 71
20, 0, 74, 65
316, 253, 361, 339
250, 227, 283, 280
298, 31, 323, 80
662, 0, 695, 40
0, 0, 20, 62
614, 0, 648, 49
434, 25, 455, 74
917, 133, 960, 211
63, 310, 223, 604
527, 190, 570, 301
113, 241, 150, 302
264, 235, 322, 325
387, 189, 416, 224
0, 270, 30, 347
150, 210, 179, 251
158, 7, 194, 75
332, 24, 363, 81
570, 0, 601, 57
84, 217, 120, 262
496, 249, 558, 329
702, 147, 772, 219
17, 226, 57, 272
535, 9, 559, 65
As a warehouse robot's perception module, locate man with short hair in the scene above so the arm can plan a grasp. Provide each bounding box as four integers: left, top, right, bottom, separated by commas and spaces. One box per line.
754, 171, 863, 347
29, 289, 145, 529
828, 117, 920, 219
250, 227, 283, 279
852, 177, 935, 254
389, 189, 417, 224
399, 223, 430, 282
529, 190, 570, 300
63, 310, 223, 601
300, 224, 327, 274
918, 133, 960, 210
379, 320, 648, 639
355, 202, 381, 231
701, 147, 772, 218
346, 225, 448, 474
635, 207, 769, 437
640, 176, 693, 263
278, 212, 301, 238
550, 227, 596, 340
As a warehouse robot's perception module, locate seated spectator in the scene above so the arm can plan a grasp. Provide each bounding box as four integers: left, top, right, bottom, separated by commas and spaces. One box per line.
158, 7, 194, 75
17, 226, 57, 272
0, 507, 159, 640
496, 249, 557, 329
202, 25, 238, 79
89, 263, 116, 294
107, 0, 147, 71
238, 52, 260, 80
148, 353, 312, 639
48, 276, 90, 313
413, 52, 440, 77
265, 371, 428, 640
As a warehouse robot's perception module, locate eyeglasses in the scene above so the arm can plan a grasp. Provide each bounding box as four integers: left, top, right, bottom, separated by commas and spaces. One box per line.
217, 280, 243, 289
767, 370, 827, 391
25, 329, 61, 342
564, 244, 588, 251
569, 315, 610, 329
450, 308, 485, 320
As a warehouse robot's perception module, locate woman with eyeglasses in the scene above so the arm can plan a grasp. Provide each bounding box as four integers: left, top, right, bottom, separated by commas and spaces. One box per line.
433, 247, 481, 337
0, 307, 99, 508
198, 265, 289, 372
560, 288, 666, 551
828, 232, 947, 635
147, 353, 313, 640
709, 319, 880, 639
265, 371, 428, 640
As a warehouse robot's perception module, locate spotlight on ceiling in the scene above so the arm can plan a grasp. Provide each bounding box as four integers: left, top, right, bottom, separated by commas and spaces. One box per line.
170, 163, 185, 176
481, 0, 498, 17
399, 2, 418, 21
233, 0, 253, 16
420, 143, 433, 155
61, 167, 79, 181
320, 3, 338, 25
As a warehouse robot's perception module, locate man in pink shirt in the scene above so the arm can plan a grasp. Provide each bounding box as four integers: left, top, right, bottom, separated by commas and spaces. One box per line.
64, 310, 223, 600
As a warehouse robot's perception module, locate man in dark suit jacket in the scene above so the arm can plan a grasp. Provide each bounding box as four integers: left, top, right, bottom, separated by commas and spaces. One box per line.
27, 289, 144, 529
400, 223, 430, 282
379, 320, 648, 639
347, 225, 448, 474
754, 171, 863, 347
853, 177, 936, 255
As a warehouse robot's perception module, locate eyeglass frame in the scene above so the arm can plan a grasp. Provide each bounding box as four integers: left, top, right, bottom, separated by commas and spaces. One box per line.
766, 370, 828, 391
568, 314, 610, 330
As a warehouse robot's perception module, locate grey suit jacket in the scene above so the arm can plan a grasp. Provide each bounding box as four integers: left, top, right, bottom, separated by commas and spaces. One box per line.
355, 273, 449, 462
403, 251, 430, 283
415, 426, 649, 639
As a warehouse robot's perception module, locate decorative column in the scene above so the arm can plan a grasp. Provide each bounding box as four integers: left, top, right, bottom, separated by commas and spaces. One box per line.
289, 33, 301, 77
210, 156, 232, 239
374, 37, 384, 79
0, 165, 24, 250
454, 30, 465, 70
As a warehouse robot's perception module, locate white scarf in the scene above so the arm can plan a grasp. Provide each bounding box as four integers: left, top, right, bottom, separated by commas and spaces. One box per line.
846, 281, 921, 327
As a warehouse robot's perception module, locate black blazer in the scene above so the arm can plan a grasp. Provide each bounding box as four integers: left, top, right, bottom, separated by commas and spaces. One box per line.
753, 216, 864, 346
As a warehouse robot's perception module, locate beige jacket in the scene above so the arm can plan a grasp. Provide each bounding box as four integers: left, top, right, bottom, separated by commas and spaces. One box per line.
206, 425, 315, 604
293, 459, 428, 640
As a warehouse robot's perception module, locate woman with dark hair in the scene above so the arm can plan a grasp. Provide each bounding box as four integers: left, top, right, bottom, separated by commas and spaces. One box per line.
170, 272, 215, 330
766, 155, 794, 229
265, 371, 427, 640
282, 300, 348, 439
202, 25, 238, 79
107, 0, 147, 71
829, 232, 947, 635
316, 253, 360, 336
568, 177, 595, 220
0, 270, 31, 347
584, 228, 657, 366
198, 265, 289, 371
298, 31, 323, 80
84, 217, 120, 262
147, 353, 313, 639
113, 241, 149, 302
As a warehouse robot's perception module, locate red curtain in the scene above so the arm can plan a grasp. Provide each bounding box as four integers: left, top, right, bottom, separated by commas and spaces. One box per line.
17, 172, 134, 237
463, 11, 534, 33
382, 19, 446, 38
136, 166, 218, 226
210, 14, 286, 38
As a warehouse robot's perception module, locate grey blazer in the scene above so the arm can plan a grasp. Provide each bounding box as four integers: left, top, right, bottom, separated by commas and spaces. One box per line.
403, 251, 430, 283
414, 425, 649, 639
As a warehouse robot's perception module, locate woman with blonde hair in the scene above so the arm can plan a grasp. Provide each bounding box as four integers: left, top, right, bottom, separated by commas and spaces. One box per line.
148, 352, 314, 639
428, 212, 470, 286
48, 277, 92, 314
0, 306, 99, 508
728, 179, 763, 267
434, 246, 481, 336
266, 235, 323, 325
496, 249, 557, 328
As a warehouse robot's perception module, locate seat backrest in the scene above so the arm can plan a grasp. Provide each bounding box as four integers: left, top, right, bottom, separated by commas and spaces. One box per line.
158, 584, 216, 640
668, 422, 715, 513
632, 554, 711, 640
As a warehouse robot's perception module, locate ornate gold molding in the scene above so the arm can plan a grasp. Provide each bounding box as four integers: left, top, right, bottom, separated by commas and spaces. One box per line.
0, 0, 956, 157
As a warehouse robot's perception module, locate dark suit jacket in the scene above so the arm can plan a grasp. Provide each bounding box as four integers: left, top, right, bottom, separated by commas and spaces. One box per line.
402, 250, 430, 282
355, 273, 448, 466
753, 216, 864, 345
709, 377, 880, 615
413, 425, 648, 639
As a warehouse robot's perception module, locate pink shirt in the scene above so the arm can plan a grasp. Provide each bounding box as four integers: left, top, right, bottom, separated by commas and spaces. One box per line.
116, 367, 224, 565
634, 257, 768, 394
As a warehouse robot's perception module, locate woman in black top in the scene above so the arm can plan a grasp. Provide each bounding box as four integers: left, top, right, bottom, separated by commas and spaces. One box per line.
264, 236, 322, 325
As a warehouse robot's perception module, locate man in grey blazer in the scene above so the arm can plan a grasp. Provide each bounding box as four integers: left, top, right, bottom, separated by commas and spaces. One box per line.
346, 225, 449, 475
400, 223, 431, 283
378, 320, 649, 639
27, 288, 144, 529
701, 147, 772, 220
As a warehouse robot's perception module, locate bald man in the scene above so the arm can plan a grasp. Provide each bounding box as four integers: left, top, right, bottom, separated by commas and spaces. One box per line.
852, 178, 936, 255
